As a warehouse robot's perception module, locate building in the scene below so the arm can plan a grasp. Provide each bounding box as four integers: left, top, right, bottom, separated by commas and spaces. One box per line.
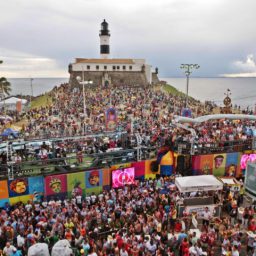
69, 20, 159, 87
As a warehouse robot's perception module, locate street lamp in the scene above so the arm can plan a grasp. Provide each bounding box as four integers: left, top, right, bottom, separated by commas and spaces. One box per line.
180, 64, 200, 108
76, 75, 93, 117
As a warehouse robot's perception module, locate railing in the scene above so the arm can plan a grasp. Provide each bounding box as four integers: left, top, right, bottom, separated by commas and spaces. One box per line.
0, 147, 157, 180
176, 138, 253, 155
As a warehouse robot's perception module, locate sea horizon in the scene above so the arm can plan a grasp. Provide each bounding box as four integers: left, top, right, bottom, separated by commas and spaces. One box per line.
5, 77, 256, 109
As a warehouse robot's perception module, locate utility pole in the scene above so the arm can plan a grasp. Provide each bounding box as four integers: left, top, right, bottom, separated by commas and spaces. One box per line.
180, 64, 200, 108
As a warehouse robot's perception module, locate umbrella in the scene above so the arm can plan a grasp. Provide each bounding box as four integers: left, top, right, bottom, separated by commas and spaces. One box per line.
51, 239, 73, 256
1, 128, 19, 137
28, 243, 50, 256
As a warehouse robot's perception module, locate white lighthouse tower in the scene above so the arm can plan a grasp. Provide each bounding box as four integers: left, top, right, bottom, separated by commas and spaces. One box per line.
99, 19, 110, 59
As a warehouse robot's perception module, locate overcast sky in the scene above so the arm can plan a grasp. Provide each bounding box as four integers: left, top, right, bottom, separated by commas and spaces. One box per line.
0, 0, 256, 78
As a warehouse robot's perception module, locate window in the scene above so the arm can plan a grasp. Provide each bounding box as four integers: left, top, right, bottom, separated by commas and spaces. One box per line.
87, 65, 90, 70
117, 66, 120, 70
104, 66, 107, 70
113, 66, 116, 70
123, 66, 126, 70
129, 65, 133, 70
96, 65, 99, 70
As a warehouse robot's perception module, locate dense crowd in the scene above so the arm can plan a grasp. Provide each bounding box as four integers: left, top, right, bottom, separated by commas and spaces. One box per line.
1, 82, 255, 163
0, 177, 255, 256
9, 83, 207, 142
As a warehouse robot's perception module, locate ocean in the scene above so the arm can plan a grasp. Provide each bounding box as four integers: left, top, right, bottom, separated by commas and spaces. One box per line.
8, 78, 69, 96
164, 77, 256, 110
7, 77, 256, 109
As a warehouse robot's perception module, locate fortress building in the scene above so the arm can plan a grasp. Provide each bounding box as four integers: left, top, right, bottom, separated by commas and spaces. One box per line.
69, 20, 159, 87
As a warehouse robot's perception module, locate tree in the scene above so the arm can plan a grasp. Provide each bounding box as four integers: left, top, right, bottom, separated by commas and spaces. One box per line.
0, 60, 12, 99
0, 77, 12, 97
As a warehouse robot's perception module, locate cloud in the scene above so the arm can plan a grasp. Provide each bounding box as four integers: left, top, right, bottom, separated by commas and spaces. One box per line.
233, 54, 256, 72
1, 0, 256, 77
222, 54, 256, 77
0, 48, 68, 78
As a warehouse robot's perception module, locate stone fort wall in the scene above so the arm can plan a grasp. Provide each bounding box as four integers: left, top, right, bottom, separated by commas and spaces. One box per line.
69, 71, 159, 88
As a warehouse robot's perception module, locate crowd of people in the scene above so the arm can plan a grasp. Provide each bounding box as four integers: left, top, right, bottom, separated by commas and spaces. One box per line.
1, 82, 255, 164
0, 83, 256, 256
0, 177, 255, 256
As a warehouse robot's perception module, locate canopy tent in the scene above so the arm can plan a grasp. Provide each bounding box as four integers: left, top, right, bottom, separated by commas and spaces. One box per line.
51, 239, 73, 256
0, 97, 27, 105
175, 175, 223, 193
28, 243, 50, 256
174, 114, 256, 124
0, 97, 27, 112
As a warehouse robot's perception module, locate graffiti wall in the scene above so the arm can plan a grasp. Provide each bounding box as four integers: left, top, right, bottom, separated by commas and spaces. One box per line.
192, 152, 245, 177
1, 151, 252, 206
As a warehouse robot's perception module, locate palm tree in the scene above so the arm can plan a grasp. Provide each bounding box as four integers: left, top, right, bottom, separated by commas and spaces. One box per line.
0, 77, 12, 98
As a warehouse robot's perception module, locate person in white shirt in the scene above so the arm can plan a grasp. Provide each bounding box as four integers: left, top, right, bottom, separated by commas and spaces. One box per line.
232, 245, 239, 256
3, 242, 16, 256
202, 207, 212, 230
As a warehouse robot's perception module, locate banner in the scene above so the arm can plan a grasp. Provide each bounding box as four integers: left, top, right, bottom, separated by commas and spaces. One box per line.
45, 174, 67, 197
102, 168, 111, 186
105, 107, 117, 130
181, 108, 192, 117
145, 159, 158, 179
0, 199, 10, 208
8, 178, 29, 198
225, 153, 239, 177
192, 155, 200, 172
28, 176, 44, 203
199, 155, 214, 175
183, 204, 218, 218
131, 161, 146, 178
67, 172, 85, 197
85, 170, 103, 189
28, 176, 44, 194
0, 180, 9, 199
213, 154, 226, 176
16, 100, 22, 112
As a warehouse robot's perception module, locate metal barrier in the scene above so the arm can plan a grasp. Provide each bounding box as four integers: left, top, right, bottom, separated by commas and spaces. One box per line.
0, 147, 157, 180
176, 139, 253, 155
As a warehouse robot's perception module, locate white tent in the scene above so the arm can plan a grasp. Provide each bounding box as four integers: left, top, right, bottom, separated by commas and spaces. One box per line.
51, 239, 73, 256
28, 243, 50, 256
0, 97, 27, 111
175, 175, 223, 193
0, 97, 27, 105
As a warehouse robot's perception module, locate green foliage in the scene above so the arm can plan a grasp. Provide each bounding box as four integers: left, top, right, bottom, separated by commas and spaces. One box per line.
0, 77, 12, 96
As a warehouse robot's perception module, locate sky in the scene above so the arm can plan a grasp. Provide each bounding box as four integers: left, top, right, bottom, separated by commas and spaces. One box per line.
0, 0, 256, 78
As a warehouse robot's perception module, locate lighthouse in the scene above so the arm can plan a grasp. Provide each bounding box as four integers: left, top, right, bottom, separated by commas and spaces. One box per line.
99, 19, 110, 59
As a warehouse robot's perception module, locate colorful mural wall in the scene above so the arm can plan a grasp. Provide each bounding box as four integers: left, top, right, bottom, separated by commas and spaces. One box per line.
192, 152, 242, 177
0, 159, 161, 207
1, 151, 253, 207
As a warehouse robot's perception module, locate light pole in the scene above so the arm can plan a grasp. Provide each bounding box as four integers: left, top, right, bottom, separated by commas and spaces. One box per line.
180, 64, 200, 108
76, 75, 93, 117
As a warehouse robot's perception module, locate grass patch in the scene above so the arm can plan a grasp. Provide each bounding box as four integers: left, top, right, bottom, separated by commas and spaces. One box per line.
31, 93, 53, 109
161, 83, 196, 101
162, 84, 185, 96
